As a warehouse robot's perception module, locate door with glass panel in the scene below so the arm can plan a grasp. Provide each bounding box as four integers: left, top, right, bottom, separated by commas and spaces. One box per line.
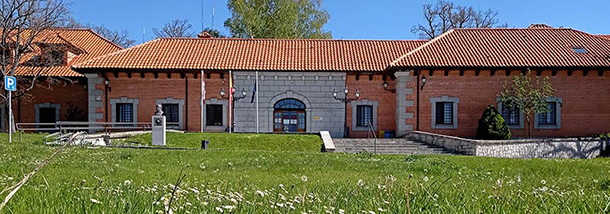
273, 99, 306, 133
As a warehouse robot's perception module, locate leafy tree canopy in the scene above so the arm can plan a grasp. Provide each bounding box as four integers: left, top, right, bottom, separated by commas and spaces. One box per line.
224, 0, 331, 39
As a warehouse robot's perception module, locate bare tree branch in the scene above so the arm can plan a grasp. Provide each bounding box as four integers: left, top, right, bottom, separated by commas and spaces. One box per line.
411, 0, 504, 39
153, 19, 196, 38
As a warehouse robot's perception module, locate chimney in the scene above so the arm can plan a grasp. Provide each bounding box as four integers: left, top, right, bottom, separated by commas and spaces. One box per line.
197, 32, 213, 38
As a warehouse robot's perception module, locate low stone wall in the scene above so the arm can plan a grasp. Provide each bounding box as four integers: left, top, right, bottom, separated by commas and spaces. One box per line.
406, 131, 607, 159
406, 131, 477, 155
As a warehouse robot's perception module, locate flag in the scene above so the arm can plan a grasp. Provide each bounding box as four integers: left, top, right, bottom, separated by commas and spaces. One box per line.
201, 70, 206, 105
250, 82, 256, 103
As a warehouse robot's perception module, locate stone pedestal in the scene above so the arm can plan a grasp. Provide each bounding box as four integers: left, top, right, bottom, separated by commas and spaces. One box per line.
152, 115, 166, 146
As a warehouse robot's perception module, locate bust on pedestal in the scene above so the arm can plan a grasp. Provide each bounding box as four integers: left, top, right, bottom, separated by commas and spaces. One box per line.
152, 104, 166, 146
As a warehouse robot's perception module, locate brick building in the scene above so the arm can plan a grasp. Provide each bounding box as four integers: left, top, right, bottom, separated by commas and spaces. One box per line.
5, 26, 610, 139
1, 28, 121, 131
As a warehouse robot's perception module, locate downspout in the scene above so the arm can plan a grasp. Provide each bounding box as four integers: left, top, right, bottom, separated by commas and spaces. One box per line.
416, 71, 420, 131
185, 74, 188, 131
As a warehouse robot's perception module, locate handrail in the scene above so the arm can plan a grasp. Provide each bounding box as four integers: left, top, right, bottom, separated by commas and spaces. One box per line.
16, 121, 182, 134
367, 120, 377, 154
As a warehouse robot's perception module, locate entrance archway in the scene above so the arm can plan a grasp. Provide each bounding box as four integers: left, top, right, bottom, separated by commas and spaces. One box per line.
273, 98, 306, 132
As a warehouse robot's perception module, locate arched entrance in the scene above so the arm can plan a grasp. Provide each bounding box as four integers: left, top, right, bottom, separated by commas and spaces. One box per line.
273, 98, 306, 133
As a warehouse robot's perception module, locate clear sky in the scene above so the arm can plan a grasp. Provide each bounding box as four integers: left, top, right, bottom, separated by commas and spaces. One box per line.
69, 0, 610, 44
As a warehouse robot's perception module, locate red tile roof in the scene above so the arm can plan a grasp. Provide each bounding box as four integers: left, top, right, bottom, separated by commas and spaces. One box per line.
390, 28, 610, 69
73, 38, 427, 72
598, 35, 610, 40
15, 28, 122, 77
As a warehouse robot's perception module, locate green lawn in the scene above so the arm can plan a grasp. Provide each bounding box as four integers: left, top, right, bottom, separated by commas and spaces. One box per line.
0, 133, 609, 213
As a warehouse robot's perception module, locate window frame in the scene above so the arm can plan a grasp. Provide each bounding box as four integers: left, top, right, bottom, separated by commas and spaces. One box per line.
350, 100, 378, 132
204, 98, 228, 131
110, 97, 139, 127
534, 97, 562, 130
116, 103, 134, 124
356, 105, 373, 127
205, 104, 224, 126
430, 96, 459, 129
496, 98, 525, 129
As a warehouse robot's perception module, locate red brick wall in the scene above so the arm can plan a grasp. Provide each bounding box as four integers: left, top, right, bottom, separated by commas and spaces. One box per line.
409, 69, 610, 138
98, 71, 230, 132
346, 74, 397, 138
16, 78, 88, 124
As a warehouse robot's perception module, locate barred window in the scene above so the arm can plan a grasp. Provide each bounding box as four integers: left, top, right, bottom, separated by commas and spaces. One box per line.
356, 105, 372, 127
206, 104, 223, 126
502, 105, 520, 125
116, 103, 133, 123
537, 102, 557, 125
435, 102, 453, 125
162, 104, 179, 123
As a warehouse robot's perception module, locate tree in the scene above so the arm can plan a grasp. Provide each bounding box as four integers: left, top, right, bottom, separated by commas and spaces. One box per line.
153, 19, 196, 38
61, 18, 135, 47
498, 71, 555, 138
476, 104, 511, 140
411, 0, 505, 39
199, 27, 226, 38
224, 0, 331, 39
1, 0, 69, 131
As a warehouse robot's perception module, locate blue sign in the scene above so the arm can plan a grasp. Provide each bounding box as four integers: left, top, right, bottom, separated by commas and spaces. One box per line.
4, 76, 16, 91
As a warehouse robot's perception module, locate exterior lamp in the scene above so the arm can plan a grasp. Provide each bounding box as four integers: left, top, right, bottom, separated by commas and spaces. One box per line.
382, 80, 388, 89
104, 79, 110, 85
332, 86, 361, 138
220, 88, 226, 98
241, 88, 247, 97
421, 75, 427, 91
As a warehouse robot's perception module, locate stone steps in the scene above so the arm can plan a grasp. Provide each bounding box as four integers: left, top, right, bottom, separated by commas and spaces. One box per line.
333, 138, 454, 155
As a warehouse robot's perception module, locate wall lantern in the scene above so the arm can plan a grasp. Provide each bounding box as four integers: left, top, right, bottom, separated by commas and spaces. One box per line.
420, 75, 427, 91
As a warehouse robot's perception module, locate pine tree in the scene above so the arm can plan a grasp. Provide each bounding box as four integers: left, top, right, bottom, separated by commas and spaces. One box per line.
476, 104, 511, 140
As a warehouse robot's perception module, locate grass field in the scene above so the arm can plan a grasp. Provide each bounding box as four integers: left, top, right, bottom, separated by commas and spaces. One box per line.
0, 133, 609, 213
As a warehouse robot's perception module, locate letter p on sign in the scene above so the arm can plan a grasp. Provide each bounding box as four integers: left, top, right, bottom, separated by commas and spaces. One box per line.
5, 76, 16, 91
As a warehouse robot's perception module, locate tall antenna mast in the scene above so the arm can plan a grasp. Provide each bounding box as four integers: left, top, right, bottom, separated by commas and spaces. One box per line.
212, 7, 215, 29
201, 0, 204, 32
142, 27, 145, 43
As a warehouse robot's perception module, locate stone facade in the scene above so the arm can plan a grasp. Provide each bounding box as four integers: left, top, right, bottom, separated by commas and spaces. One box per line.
233, 71, 346, 137
407, 131, 606, 159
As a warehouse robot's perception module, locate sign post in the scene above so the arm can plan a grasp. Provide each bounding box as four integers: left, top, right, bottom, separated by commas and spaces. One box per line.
5, 76, 16, 143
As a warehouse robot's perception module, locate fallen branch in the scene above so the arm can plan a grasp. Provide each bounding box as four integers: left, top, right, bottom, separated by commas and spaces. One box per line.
0, 132, 84, 211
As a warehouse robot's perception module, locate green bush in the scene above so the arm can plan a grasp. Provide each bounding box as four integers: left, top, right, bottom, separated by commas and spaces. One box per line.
476, 104, 511, 140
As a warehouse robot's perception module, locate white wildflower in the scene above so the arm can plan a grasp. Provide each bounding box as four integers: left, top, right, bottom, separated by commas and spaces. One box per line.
358, 179, 365, 187
540, 180, 546, 185
222, 205, 235, 212
124, 180, 132, 186
422, 176, 429, 182
301, 175, 308, 182
215, 207, 224, 213
227, 162, 233, 167
90, 198, 102, 204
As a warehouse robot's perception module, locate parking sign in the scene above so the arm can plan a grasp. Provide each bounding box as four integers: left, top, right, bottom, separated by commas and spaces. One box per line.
4, 76, 16, 91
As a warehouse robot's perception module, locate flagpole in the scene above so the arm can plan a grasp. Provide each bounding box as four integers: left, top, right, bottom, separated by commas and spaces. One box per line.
201, 70, 204, 132
229, 70, 232, 133
256, 71, 259, 134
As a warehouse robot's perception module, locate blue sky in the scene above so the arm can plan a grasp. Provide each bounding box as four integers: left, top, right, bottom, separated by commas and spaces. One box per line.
70, 0, 610, 44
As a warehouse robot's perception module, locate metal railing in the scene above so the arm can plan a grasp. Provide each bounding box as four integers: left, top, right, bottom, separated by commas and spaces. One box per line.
366, 120, 378, 154
16, 121, 181, 134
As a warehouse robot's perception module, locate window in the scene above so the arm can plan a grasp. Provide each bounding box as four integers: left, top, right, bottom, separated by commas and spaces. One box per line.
502, 106, 520, 125
537, 102, 557, 125
162, 104, 179, 123
206, 104, 223, 126
356, 105, 373, 127
571, 47, 588, 54
430, 96, 459, 129
116, 103, 133, 123
435, 102, 453, 125
274, 99, 306, 109
45, 50, 65, 66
